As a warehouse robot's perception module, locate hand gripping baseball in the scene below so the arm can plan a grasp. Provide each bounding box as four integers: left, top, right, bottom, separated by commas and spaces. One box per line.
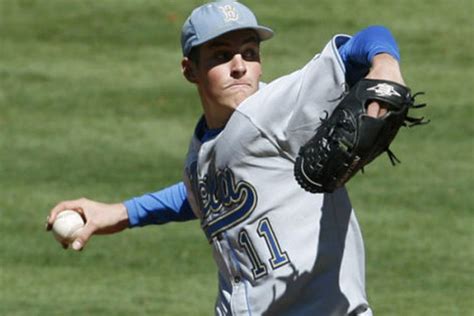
294, 78, 428, 193
46, 198, 129, 250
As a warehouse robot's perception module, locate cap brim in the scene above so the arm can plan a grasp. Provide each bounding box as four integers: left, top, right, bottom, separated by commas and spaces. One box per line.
254, 26, 274, 41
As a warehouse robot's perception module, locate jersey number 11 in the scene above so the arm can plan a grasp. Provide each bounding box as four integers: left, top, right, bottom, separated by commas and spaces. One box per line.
238, 217, 290, 280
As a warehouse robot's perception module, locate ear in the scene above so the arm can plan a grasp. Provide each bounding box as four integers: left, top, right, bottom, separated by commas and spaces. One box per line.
181, 57, 198, 84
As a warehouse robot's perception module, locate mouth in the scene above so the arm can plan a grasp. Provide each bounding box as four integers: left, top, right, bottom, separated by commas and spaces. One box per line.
225, 82, 252, 89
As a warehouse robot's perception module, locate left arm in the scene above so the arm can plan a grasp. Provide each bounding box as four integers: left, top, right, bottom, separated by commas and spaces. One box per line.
294, 27, 420, 193
366, 53, 405, 117
338, 25, 405, 117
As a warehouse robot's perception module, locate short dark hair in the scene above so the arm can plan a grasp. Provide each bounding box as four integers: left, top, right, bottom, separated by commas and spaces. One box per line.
187, 46, 200, 65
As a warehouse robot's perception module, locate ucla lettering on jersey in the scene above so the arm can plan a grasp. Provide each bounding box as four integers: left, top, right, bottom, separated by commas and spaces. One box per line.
187, 161, 258, 240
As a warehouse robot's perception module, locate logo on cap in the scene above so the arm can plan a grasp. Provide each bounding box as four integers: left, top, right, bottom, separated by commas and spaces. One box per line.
219, 5, 239, 22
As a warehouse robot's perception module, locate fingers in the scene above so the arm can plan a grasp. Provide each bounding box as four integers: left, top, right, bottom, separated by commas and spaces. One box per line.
71, 223, 95, 251
366, 101, 388, 118
46, 198, 127, 251
46, 198, 93, 251
47, 222, 93, 252
46, 198, 87, 231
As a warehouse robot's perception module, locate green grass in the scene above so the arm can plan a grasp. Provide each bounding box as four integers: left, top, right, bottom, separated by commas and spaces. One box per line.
1, 0, 472, 315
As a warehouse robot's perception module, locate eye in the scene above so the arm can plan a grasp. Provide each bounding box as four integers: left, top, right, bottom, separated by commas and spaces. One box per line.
214, 51, 232, 62
242, 48, 259, 61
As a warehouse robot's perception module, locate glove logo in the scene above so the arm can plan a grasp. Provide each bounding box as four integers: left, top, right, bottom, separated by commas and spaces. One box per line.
367, 83, 401, 97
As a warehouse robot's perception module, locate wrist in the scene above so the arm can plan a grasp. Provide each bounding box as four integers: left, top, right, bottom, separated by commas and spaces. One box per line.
371, 53, 398, 67
368, 53, 405, 85
112, 203, 130, 230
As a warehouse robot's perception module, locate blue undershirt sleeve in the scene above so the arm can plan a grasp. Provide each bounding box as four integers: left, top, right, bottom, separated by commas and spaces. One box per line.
124, 182, 196, 227
337, 25, 400, 85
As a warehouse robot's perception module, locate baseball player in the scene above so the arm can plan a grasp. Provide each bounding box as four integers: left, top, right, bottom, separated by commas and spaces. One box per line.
47, 1, 408, 315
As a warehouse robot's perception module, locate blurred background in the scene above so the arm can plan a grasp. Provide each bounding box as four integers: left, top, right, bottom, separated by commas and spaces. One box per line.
1, 0, 472, 315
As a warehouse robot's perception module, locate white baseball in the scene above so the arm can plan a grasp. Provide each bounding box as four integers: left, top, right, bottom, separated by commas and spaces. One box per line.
52, 210, 85, 244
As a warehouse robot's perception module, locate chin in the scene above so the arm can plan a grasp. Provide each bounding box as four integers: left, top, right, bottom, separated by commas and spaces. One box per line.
233, 95, 251, 107
235, 89, 256, 104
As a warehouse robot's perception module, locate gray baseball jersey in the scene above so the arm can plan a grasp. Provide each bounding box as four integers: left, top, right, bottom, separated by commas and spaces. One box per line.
183, 35, 372, 316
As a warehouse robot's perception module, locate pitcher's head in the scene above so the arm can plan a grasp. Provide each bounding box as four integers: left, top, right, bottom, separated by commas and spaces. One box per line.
180, 1, 274, 127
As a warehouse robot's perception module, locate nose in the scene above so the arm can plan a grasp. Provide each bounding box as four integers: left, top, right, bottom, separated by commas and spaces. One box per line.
230, 54, 247, 79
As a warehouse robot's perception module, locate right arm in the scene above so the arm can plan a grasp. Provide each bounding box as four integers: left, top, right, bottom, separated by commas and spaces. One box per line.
125, 182, 196, 226
46, 182, 195, 251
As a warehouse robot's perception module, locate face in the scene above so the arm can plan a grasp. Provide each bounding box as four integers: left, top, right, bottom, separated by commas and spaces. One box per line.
183, 29, 262, 128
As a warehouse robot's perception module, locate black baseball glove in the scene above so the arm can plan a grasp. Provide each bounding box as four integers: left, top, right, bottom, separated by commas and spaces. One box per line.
294, 78, 427, 193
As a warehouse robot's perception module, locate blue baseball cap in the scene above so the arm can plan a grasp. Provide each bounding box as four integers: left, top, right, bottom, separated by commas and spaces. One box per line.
181, 0, 274, 57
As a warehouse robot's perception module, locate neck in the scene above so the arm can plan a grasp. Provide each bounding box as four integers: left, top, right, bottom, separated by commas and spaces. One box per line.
202, 102, 233, 129
198, 89, 236, 129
